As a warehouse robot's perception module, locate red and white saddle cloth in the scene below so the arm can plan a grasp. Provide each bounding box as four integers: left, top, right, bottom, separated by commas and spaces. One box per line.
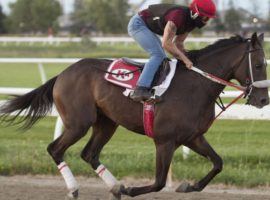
104, 58, 177, 138
104, 59, 141, 89
105, 58, 177, 97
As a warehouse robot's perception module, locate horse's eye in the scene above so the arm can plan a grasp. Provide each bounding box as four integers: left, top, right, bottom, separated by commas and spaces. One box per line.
255, 64, 263, 70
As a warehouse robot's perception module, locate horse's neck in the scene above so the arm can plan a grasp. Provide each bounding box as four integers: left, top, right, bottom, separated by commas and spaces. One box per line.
196, 44, 246, 99
200, 46, 243, 79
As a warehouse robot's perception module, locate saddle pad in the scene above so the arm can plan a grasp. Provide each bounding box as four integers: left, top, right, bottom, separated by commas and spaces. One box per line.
104, 59, 141, 89
105, 59, 177, 98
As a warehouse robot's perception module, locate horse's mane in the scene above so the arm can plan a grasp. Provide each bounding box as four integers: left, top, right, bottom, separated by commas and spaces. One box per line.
187, 35, 247, 62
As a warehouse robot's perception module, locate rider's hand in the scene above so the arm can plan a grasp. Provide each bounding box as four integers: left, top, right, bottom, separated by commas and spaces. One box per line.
183, 59, 193, 69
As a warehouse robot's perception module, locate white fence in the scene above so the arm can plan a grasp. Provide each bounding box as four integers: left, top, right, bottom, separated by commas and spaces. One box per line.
1, 36, 270, 45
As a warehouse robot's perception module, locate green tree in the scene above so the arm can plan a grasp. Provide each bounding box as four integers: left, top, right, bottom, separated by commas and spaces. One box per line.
71, 0, 129, 34
224, 0, 242, 33
7, 0, 61, 33
0, 5, 7, 34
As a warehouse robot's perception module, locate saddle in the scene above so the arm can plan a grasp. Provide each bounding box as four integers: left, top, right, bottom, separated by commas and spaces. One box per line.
104, 58, 177, 138
104, 57, 171, 89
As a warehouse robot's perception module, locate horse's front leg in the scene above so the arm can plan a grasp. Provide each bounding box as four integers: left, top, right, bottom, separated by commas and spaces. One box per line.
121, 141, 175, 197
176, 135, 223, 193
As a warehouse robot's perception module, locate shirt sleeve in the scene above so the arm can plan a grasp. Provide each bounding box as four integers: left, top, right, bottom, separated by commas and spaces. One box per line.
164, 9, 185, 28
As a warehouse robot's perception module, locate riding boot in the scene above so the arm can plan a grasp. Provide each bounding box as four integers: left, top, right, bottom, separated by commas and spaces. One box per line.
130, 86, 152, 102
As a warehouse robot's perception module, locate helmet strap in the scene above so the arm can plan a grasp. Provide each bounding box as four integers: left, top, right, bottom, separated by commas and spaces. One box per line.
190, 4, 200, 19
190, 10, 199, 19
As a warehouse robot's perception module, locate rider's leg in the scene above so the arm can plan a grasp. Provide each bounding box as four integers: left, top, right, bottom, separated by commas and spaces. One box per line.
128, 14, 167, 101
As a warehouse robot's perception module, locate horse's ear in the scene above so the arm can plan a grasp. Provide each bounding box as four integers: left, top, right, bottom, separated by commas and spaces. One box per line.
258, 33, 264, 44
251, 32, 261, 47
251, 32, 257, 46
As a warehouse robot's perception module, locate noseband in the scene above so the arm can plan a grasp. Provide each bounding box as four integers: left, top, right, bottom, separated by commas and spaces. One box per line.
233, 40, 269, 100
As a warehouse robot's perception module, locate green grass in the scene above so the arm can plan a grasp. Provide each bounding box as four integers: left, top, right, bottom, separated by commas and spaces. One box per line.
0, 41, 270, 59
0, 63, 67, 87
0, 118, 270, 187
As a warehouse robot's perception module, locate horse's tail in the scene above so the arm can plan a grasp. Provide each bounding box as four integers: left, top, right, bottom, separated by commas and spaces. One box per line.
0, 76, 57, 130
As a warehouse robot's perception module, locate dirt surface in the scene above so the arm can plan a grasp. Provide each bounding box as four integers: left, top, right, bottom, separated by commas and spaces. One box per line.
1, 176, 270, 200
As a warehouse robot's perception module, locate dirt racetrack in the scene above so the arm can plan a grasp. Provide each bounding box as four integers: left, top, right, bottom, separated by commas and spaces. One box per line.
1, 176, 270, 200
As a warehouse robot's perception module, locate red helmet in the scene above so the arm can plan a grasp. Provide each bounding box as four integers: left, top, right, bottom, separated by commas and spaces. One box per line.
190, 0, 216, 18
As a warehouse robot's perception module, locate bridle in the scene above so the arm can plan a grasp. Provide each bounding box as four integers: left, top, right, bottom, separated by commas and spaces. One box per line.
231, 39, 266, 100
190, 38, 269, 121
192, 39, 268, 99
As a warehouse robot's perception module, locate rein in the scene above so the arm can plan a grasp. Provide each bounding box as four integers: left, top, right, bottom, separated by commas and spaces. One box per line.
190, 66, 246, 121
190, 41, 269, 122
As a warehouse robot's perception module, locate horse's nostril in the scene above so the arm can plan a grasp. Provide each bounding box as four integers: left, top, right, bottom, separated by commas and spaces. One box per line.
260, 98, 269, 105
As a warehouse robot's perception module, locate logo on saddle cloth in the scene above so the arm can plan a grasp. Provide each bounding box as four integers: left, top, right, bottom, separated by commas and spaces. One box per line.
111, 69, 134, 82
104, 59, 141, 89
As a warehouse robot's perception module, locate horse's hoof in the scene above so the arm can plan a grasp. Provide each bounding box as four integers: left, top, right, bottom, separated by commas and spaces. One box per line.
119, 186, 132, 196
110, 184, 124, 200
175, 182, 193, 193
109, 193, 121, 200
66, 189, 79, 199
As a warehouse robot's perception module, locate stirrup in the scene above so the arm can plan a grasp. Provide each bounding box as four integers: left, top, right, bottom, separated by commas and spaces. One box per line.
146, 95, 162, 103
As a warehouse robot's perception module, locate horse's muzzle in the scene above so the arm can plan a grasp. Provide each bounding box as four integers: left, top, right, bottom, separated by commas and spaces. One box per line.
245, 79, 270, 108
256, 98, 269, 108
247, 92, 269, 108
260, 97, 269, 107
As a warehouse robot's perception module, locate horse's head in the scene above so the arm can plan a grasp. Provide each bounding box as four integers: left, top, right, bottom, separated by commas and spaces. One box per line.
233, 33, 269, 108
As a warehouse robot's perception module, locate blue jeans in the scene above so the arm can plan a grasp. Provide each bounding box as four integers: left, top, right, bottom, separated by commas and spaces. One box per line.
128, 14, 167, 88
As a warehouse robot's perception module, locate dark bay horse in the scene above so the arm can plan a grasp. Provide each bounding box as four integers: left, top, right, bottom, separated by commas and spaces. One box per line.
0, 33, 269, 199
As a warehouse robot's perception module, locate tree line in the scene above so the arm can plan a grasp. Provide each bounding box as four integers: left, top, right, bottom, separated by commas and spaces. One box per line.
0, 0, 130, 35
0, 0, 268, 35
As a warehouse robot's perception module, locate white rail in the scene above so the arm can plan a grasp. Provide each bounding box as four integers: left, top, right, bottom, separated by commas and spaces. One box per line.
1, 36, 270, 44
0, 57, 269, 64
0, 58, 80, 63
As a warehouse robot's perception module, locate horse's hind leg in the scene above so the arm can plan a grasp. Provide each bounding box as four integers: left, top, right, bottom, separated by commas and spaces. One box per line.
47, 126, 91, 198
80, 115, 123, 199
47, 106, 95, 198
176, 135, 223, 193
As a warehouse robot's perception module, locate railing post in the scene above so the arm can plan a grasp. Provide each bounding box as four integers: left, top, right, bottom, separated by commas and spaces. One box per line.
54, 116, 63, 140
38, 63, 47, 84
166, 164, 173, 189
182, 146, 190, 159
